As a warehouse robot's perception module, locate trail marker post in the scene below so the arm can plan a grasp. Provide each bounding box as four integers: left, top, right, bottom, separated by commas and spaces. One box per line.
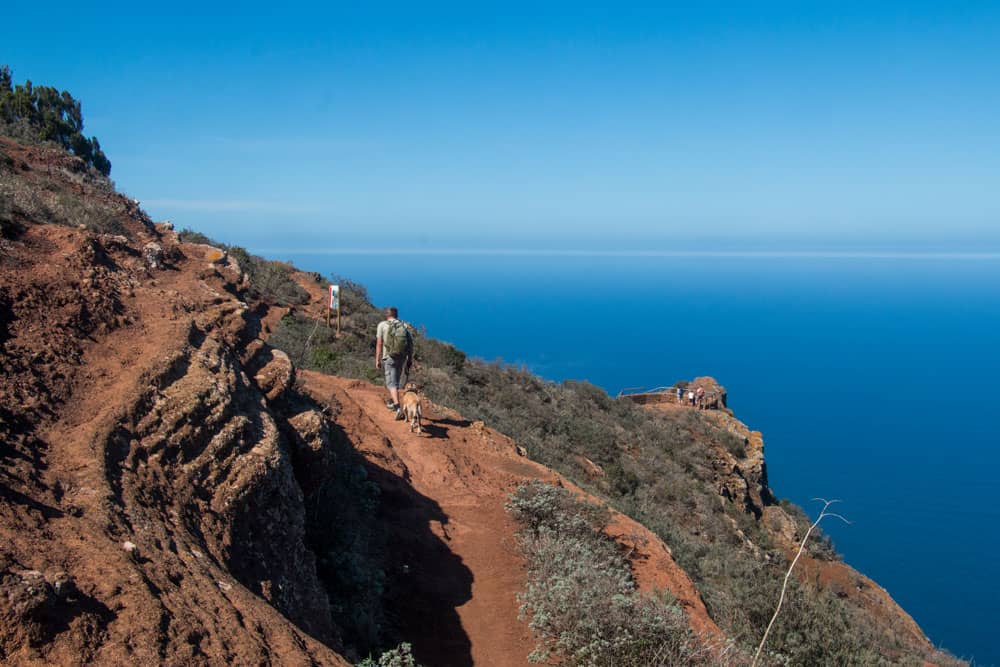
329, 284, 341, 336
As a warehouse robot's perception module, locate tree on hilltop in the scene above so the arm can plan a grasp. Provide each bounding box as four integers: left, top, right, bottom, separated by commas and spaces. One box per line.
0, 65, 111, 176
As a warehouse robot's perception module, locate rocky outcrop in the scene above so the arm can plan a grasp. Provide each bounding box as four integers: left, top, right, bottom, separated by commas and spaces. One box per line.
702, 409, 774, 519
0, 142, 351, 664
107, 330, 335, 646
620, 376, 728, 410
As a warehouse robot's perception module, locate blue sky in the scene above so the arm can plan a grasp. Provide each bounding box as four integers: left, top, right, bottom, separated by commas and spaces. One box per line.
6, 1, 999, 251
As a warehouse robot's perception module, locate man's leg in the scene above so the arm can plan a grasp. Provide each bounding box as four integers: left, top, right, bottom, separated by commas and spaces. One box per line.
385, 357, 406, 411
384, 357, 401, 407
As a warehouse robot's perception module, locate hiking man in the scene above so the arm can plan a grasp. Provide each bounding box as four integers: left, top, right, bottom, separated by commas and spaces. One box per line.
375, 306, 413, 416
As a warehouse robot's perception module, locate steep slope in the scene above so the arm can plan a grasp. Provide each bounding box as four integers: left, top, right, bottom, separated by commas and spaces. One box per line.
696, 403, 935, 655
1, 138, 351, 664
633, 384, 939, 659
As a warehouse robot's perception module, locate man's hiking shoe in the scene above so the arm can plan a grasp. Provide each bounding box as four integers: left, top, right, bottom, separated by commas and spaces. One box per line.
386, 401, 399, 411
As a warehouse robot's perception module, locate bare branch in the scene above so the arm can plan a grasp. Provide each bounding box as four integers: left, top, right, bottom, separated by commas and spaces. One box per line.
750, 498, 851, 667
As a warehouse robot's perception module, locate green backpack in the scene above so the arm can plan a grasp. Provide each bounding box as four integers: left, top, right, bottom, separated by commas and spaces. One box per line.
383, 320, 412, 358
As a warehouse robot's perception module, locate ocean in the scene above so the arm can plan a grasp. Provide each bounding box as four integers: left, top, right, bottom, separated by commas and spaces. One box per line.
283, 249, 999, 664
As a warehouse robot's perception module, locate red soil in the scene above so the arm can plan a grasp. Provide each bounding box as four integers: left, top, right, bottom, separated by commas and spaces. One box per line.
299, 373, 721, 665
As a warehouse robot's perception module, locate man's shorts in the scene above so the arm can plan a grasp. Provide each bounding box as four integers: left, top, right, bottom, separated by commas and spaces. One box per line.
383, 356, 404, 389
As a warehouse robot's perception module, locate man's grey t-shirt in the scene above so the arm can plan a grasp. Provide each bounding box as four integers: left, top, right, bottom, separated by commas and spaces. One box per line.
376, 318, 408, 360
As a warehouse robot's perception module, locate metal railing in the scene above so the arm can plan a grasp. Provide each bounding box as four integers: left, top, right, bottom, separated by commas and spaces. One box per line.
617, 385, 679, 398
617, 385, 725, 406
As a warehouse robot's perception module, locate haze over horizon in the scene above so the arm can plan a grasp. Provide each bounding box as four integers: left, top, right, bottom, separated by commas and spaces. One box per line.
6, 1, 999, 251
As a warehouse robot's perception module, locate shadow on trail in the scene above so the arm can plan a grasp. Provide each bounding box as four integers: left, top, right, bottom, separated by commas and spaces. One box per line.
420, 422, 450, 439
297, 399, 475, 666
366, 457, 475, 667
419, 416, 473, 439
433, 417, 473, 428
287, 379, 476, 665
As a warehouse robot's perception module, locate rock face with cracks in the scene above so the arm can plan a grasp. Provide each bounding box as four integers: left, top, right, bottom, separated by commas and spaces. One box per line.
0, 137, 347, 666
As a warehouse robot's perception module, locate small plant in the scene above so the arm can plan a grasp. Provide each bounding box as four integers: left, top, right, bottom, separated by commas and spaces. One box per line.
177, 227, 218, 245
356, 642, 420, 667
0, 168, 129, 236
506, 480, 609, 537
226, 246, 309, 306
507, 481, 718, 666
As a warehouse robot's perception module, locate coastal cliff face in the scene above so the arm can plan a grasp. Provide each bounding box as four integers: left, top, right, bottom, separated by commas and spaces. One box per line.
0, 136, 957, 665
630, 387, 937, 658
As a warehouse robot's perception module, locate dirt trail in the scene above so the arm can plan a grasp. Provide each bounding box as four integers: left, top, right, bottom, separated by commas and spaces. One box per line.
299, 373, 721, 666
301, 373, 537, 667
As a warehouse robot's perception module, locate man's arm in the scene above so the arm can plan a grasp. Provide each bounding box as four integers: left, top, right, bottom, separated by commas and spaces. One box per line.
375, 337, 383, 369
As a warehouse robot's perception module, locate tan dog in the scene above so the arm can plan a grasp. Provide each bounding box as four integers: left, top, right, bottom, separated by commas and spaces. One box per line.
399, 382, 422, 434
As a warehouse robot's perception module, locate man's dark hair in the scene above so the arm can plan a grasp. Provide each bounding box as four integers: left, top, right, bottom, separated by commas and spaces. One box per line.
385, 306, 398, 318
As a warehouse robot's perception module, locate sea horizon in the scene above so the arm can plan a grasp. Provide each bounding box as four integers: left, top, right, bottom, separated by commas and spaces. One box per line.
257, 246, 1000, 260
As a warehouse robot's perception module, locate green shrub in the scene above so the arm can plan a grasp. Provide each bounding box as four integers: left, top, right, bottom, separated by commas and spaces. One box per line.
507, 480, 609, 538
177, 227, 218, 245
228, 246, 309, 306
414, 337, 466, 373
507, 482, 718, 666
0, 168, 129, 236
356, 642, 420, 667
0, 190, 17, 239
270, 313, 380, 383
0, 65, 111, 175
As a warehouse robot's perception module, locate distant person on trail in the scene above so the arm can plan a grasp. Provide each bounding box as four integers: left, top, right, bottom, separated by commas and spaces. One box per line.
375, 306, 413, 418
696, 386, 705, 409
676, 386, 684, 404
688, 390, 696, 406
